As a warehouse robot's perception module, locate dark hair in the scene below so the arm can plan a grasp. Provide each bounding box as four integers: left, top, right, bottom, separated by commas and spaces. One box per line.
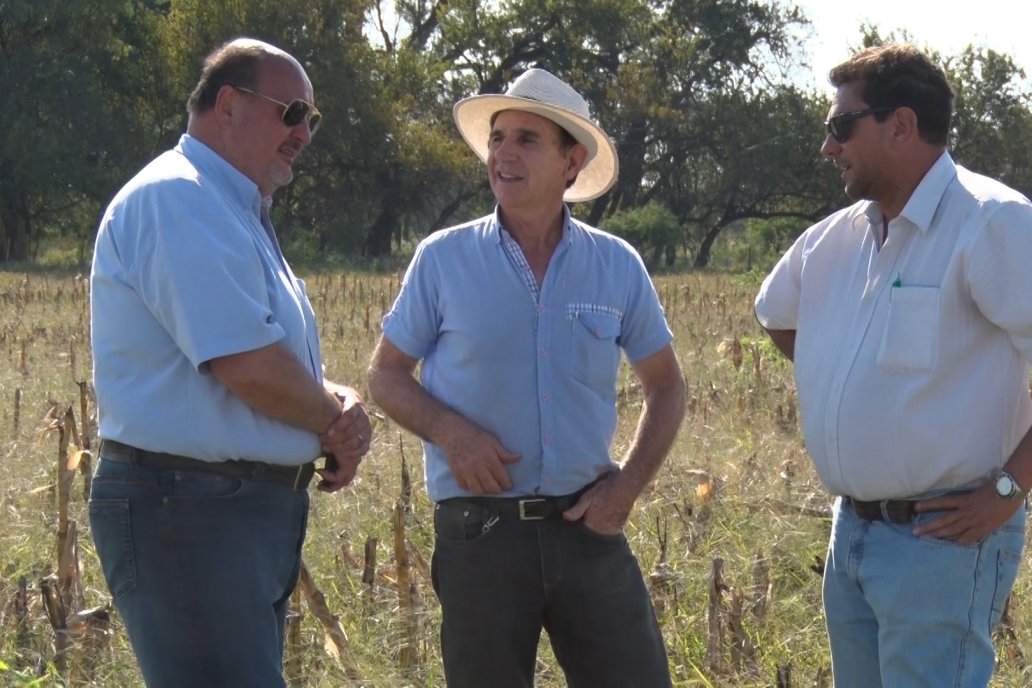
186, 39, 270, 116
829, 43, 953, 145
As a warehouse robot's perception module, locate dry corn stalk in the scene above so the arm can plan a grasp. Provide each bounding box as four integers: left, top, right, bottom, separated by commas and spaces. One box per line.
706, 557, 728, 675
399, 436, 412, 514
284, 583, 304, 685
57, 520, 82, 613
40, 574, 71, 677
362, 536, 379, 594
296, 560, 350, 661
67, 604, 113, 683
393, 502, 419, 668
11, 576, 30, 653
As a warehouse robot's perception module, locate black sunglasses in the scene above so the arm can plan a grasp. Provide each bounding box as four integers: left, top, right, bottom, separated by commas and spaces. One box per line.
232, 85, 322, 134
825, 107, 894, 144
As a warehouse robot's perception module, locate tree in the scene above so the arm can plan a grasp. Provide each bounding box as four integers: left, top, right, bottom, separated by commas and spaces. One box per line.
603, 202, 681, 270
948, 47, 1032, 197
0, 0, 166, 261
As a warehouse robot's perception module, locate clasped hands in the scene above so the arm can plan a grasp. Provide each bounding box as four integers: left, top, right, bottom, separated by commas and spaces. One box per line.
317, 391, 372, 492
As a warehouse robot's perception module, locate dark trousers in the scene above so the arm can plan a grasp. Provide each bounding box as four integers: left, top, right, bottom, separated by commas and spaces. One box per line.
431, 498, 672, 688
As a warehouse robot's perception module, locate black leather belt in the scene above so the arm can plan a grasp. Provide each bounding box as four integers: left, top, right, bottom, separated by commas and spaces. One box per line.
439, 488, 587, 521
847, 497, 916, 524
99, 439, 315, 490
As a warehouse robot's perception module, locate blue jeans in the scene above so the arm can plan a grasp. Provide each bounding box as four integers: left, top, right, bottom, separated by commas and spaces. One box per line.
431, 500, 671, 687
823, 496, 1025, 688
88, 457, 309, 688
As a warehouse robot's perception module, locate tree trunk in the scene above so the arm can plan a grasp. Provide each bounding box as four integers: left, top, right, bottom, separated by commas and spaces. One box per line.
1, 195, 31, 262
363, 202, 397, 258
694, 223, 723, 268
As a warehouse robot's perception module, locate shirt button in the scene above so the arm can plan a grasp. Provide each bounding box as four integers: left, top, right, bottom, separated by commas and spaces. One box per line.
539, 347, 548, 358
542, 393, 550, 402
544, 435, 553, 446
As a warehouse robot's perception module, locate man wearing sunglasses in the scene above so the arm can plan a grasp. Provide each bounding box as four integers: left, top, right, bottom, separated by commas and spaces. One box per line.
89, 38, 370, 686
755, 43, 1032, 687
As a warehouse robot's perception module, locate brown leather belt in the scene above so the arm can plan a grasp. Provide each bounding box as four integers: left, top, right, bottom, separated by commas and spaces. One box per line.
99, 439, 315, 490
847, 497, 916, 524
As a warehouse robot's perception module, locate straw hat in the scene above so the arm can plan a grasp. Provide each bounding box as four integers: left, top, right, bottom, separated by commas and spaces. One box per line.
452, 68, 619, 202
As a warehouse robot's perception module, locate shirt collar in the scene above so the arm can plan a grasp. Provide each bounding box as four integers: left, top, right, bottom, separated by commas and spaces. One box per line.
176, 134, 265, 214
489, 204, 576, 244
859, 151, 956, 234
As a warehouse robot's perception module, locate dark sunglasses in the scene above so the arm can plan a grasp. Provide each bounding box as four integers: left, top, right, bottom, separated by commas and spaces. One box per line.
232, 85, 322, 134
824, 107, 894, 144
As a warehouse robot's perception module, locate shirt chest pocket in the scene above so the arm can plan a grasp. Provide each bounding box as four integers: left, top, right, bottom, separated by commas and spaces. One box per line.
877, 286, 940, 373
570, 311, 622, 388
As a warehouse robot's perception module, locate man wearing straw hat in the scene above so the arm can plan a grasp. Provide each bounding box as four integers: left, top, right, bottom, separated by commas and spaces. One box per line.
368, 68, 685, 686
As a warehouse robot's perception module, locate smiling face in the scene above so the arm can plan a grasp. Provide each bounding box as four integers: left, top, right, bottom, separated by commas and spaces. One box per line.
486, 109, 586, 213
821, 82, 895, 206
225, 55, 316, 197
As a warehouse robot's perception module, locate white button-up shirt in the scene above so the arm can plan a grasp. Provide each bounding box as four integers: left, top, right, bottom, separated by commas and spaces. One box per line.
756, 153, 1032, 500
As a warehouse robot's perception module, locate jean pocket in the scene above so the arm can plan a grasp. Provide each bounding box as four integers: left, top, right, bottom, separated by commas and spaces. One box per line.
877, 286, 940, 373
87, 498, 137, 601
570, 310, 622, 388
576, 519, 626, 544
433, 503, 498, 545
990, 547, 1022, 630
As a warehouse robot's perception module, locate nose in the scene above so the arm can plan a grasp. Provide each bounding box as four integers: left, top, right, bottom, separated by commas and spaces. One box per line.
491, 135, 518, 160
820, 133, 839, 157
293, 120, 313, 146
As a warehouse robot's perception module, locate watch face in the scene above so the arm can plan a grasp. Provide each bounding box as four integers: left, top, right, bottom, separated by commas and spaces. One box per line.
997, 475, 1015, 497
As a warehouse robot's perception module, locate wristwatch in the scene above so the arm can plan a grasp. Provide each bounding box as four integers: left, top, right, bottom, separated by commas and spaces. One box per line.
994, 470, 1027, 500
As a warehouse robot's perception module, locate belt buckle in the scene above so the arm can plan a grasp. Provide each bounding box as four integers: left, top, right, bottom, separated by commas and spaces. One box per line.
518, 498, 547, 520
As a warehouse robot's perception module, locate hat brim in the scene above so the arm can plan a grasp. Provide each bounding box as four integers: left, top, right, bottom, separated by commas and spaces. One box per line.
453, 95, 619, 203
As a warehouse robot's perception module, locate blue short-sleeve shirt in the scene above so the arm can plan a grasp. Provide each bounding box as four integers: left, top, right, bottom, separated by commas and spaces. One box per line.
91, 135, 323, 464
383, 208, 673, 501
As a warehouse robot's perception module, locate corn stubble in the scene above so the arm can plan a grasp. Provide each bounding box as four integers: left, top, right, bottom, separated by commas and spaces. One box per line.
0, 270, 1028, 687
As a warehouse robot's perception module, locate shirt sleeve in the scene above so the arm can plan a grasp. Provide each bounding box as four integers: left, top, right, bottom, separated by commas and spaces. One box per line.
381, 238, 441, 360
617, 244, 674, 364
967, 198, 1032, 361
755, 230, 809, 331
123, 180, 284, 369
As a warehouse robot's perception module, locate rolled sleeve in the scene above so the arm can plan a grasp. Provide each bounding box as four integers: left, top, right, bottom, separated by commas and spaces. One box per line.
755, 233, 807, 330
381, 241, 441, 360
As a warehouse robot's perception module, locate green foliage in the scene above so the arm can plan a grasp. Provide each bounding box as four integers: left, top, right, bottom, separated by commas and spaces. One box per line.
5, 2, 1032, 267
0, 0, 167, 260
603, 202, 682, 269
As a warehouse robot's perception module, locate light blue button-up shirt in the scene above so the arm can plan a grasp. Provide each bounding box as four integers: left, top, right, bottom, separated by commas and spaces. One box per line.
91, 134, 324, 464
383, 208, 673, 501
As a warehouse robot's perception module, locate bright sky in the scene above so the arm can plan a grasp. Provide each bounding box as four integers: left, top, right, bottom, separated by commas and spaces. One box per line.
790, 0, 1032, 92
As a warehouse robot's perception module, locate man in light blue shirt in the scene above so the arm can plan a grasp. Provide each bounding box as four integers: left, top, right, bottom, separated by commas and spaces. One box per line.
89, 38, 371, 687
369, 68, 686, 687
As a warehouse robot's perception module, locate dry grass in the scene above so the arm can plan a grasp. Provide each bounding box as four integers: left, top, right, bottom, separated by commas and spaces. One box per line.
0, 269, 1029, 686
